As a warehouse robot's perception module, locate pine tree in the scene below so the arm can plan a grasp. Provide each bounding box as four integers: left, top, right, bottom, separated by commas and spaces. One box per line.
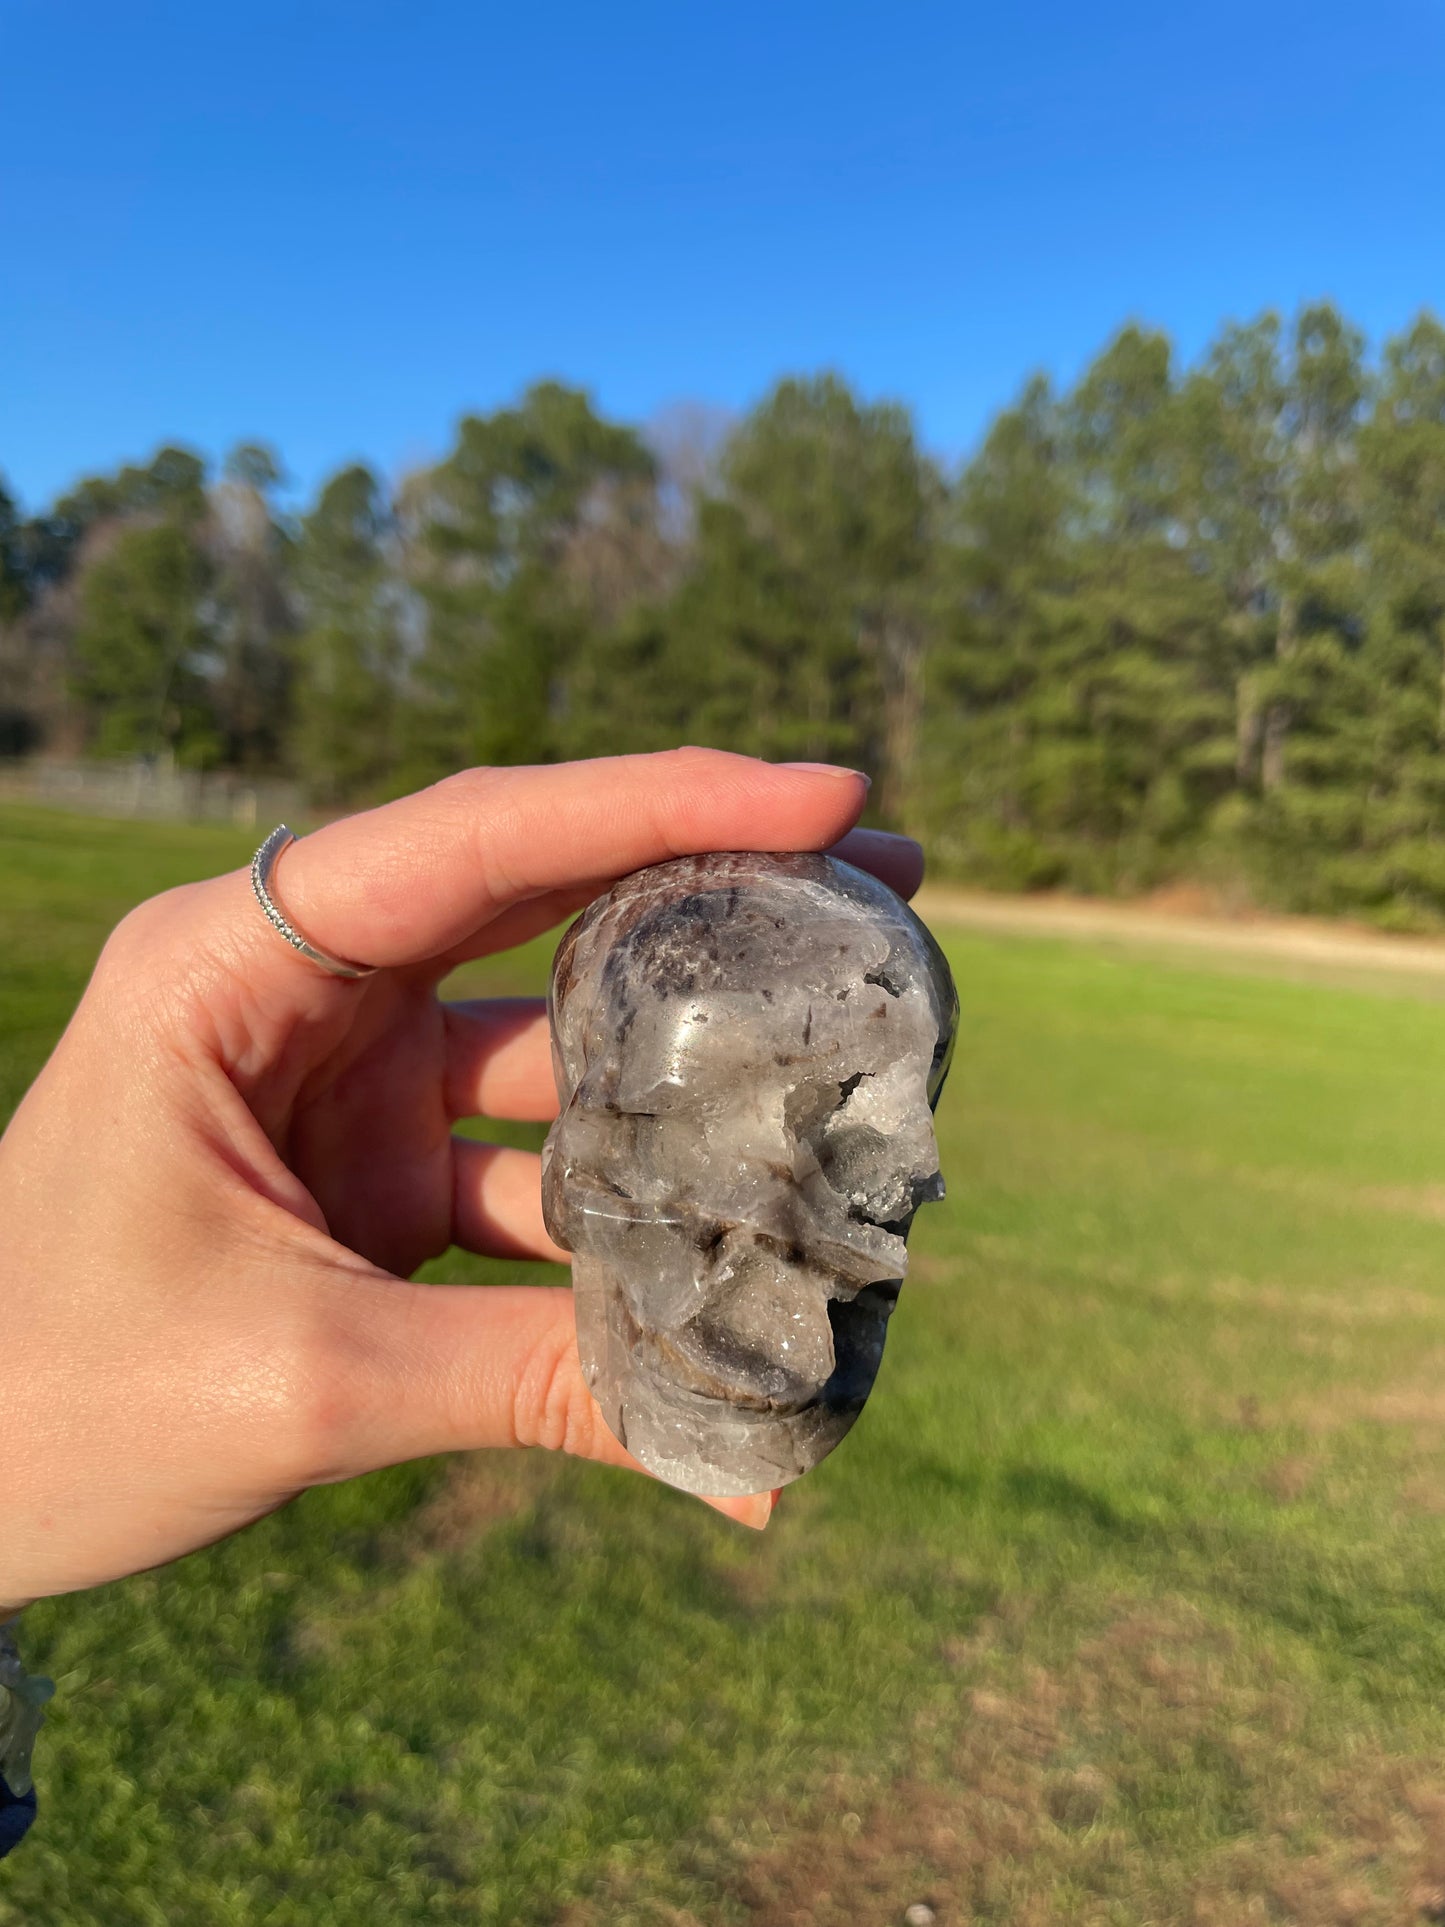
404, 383, 657, 781
291, 465, 405, 804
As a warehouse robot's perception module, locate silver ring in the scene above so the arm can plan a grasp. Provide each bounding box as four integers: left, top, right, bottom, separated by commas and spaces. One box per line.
250, 825, 379, 981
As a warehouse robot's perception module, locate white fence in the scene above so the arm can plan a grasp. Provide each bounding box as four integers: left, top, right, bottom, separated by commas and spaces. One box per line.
0, 758, 305, 829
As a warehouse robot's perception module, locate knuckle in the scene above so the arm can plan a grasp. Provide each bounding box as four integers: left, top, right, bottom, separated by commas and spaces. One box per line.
427, 765, 510, 824
515, 1322, 602, 1461
93, 882, 209, 986
96, 896, 168, 972
655, 743, 732, 785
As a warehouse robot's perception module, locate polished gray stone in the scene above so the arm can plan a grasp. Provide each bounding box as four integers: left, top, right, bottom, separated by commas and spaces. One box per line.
542, 851, 957, 1497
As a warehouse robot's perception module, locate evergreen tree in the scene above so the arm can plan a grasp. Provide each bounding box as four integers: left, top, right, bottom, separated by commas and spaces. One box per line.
11, 305, 1445, 923
1179, 315, 1287, 798
405, 383, 657, 780
0, 477, 29, 624
0, 476, 41, 756
209, 442, 294, 770
70, 521, 216, 764
1338, 315, 1445, 916
291, 465, 405, 803
714, 376, 939, 821
1241, 306, 1371, 895
1058, 327, 1234, 882
920, 376, 1073, 882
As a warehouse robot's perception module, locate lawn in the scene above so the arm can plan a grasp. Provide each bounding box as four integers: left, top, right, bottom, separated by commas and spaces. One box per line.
5, 802, 1445, 1925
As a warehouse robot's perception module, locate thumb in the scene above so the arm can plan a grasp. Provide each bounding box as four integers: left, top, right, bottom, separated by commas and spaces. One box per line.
303, 1274, 777, 1529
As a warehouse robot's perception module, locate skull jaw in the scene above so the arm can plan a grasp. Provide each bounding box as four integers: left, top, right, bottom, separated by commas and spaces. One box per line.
574, 1255, 898, 1497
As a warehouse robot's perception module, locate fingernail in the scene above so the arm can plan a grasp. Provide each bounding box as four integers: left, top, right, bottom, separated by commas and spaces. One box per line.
779, 762, 872, 786
736, 1491, 776, 1531
701, 1490, 776, 1530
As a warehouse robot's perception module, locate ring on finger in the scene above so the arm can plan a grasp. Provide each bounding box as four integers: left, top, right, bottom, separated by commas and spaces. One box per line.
251, 826, 380, 981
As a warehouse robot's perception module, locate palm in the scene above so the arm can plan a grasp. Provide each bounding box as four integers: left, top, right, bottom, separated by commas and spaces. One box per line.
247, 968, 475, 1279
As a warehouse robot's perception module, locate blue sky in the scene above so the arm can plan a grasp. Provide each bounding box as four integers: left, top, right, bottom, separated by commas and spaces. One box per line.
3, 0, 1443, 510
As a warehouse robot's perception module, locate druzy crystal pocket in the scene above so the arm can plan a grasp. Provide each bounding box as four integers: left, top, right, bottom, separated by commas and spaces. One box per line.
541, 852, 958, 1497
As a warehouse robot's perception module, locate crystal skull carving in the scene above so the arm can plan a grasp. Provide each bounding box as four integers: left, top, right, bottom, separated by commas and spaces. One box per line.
541, 851, 958, 1498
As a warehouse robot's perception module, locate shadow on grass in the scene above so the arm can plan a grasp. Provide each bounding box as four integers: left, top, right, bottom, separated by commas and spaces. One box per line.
997, 1463, 1148, 1539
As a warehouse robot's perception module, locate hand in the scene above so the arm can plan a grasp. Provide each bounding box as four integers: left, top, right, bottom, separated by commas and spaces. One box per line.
0, 750, 923, 1610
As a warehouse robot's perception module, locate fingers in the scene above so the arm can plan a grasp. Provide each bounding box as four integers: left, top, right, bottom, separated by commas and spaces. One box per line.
452, 1138, 567, 1262
436, 826, 924, 975
443, 998, 555, 1121
304, 1275, 776, 1527
239, 750, 870, 975
828, 827, 925, 900
437, 835, 925, 1125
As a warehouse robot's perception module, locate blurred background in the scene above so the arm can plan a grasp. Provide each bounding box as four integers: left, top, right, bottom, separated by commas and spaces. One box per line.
7, 3, 1445, 1923
2, 1, 1444, 923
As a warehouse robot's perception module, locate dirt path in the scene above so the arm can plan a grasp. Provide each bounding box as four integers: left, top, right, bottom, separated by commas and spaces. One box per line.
912, 884, 1445, 979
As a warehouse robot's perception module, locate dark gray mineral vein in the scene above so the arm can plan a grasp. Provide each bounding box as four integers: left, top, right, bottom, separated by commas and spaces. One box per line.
541, 851, 958, 1497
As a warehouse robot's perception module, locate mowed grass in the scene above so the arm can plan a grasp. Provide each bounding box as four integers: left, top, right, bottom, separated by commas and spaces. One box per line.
7, 804, 1445, 1924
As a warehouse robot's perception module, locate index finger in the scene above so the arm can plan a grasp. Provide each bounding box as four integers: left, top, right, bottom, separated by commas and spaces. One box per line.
829, 827, 924, 900
255, 750, 872, 974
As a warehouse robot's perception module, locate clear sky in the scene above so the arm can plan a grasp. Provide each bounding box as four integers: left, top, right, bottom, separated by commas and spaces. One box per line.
3, 0, 1443, 511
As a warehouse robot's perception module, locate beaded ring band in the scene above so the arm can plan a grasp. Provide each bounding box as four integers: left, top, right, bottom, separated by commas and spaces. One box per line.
250, 826, 379, 981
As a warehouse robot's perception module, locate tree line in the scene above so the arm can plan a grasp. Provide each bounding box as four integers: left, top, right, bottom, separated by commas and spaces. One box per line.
4, 302, 1445, 921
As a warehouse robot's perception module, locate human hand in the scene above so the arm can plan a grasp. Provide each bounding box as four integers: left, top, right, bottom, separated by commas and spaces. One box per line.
0, 751, 923, 1611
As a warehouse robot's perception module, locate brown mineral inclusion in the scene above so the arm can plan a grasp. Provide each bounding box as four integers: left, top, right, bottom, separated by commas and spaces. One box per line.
541, 852, 958, 1497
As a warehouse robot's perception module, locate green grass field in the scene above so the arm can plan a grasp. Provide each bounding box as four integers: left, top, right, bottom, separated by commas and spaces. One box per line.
7, 803, 1445, 1926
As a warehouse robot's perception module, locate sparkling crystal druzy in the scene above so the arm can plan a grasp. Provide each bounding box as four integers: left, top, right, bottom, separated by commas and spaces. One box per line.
541, 852, 958, 1497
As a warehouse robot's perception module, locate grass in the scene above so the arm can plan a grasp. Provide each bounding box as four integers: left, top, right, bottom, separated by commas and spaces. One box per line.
6, 802, 1445, 1923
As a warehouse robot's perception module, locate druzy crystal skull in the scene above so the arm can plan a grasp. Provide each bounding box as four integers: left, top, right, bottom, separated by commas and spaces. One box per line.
541, 852, 958, 1497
